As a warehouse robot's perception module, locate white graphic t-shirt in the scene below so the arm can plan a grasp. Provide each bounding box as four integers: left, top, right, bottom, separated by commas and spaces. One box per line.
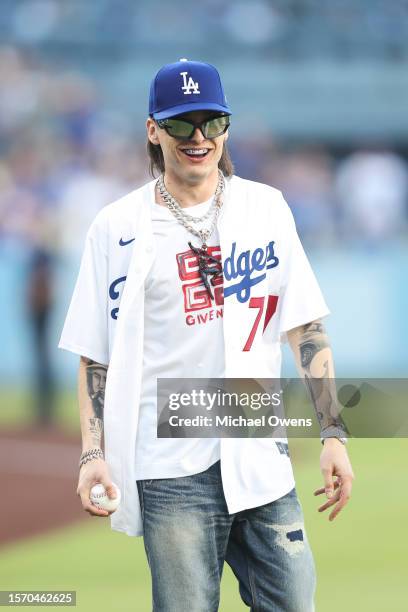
135, 197, 224, 479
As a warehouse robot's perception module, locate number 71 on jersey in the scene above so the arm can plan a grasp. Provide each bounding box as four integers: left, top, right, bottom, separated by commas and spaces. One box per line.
243, 295, 279, 352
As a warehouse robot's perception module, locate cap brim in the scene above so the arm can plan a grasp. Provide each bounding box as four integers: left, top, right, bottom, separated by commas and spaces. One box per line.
152, 102, 232, 120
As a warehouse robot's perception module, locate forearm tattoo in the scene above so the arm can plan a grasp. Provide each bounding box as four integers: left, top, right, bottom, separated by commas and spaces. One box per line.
84, 358, 108, 446
297, 321, 347, 433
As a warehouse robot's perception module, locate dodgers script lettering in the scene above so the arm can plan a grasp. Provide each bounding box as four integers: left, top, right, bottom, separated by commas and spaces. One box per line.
223, 241, 279, 303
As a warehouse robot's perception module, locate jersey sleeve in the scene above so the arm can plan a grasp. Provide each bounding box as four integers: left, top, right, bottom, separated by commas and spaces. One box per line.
277, 196, 331, 343
58, 212, 109, 365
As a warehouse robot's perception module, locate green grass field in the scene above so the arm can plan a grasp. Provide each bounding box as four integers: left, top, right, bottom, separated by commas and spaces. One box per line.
1, 390, 407, 610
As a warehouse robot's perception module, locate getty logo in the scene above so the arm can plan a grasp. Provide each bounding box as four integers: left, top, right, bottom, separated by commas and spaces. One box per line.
223, 241, 279, 303
180, 71, 200, 95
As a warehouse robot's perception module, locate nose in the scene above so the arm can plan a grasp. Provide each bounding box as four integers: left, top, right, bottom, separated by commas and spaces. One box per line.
190, 127, 206, 143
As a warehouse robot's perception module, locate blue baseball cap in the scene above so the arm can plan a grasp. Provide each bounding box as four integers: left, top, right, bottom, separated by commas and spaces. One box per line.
149, 58, 231, 120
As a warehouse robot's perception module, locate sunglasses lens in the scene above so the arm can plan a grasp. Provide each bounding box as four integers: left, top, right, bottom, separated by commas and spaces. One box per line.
159, 114, 230, 139
204, 115, 230, 137
163, 119, 193, 139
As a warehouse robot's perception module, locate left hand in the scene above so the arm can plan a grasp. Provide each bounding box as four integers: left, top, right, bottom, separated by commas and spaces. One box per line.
314, 438, 355, 521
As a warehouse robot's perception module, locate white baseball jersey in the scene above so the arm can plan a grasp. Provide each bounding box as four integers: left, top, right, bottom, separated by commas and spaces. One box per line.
58, 175, 330, 537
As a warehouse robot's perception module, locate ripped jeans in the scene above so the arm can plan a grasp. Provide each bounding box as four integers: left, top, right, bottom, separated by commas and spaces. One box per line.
136, 460, 316, 612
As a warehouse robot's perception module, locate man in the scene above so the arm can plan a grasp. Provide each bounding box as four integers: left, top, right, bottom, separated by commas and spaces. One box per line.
59, 59, 354, 611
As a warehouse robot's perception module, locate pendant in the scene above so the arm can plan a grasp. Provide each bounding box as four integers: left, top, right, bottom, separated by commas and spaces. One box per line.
188, 241, 222, 299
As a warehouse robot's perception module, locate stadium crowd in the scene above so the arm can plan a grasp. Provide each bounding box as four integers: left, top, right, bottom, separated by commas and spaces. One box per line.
1, 46, 407, 259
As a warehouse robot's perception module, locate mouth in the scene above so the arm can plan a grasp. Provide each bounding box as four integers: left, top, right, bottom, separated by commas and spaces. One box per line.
180, 147, 212, 162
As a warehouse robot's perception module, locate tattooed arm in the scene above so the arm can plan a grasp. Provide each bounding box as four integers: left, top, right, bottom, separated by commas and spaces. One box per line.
78, 356, 107, 451
76, 356, 116, 517
287, 319, 347, 435
287, 319, 354, 521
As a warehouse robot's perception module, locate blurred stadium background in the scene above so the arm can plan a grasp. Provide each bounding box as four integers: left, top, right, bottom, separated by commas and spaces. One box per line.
0, 1, 407, 611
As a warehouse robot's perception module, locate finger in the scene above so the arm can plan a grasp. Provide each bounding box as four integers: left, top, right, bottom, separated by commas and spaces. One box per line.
97, 476, 117, 500
314, 476, 341, 496
103, 482, 117, 500
329, 478, 353, 521
321, 467, 336, 499
318, 490, 341, 512
88, 509, 109, 517
314, 480, 340, 496
85, 502, 109, 517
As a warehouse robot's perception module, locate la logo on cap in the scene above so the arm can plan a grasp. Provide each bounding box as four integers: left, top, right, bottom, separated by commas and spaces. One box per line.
179, 59, 200, 95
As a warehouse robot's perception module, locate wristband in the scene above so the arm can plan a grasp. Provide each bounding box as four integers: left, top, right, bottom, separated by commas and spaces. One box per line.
320, 425, 348, 445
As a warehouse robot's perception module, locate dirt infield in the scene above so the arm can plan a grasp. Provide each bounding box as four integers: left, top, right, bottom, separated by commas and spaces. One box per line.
0, 426, 87, 548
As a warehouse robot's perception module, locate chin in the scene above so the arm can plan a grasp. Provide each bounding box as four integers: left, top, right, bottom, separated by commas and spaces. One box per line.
184, 163, 218, 181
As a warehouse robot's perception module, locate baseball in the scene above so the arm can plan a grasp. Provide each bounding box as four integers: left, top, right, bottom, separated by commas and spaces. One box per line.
90, 482, 121, 512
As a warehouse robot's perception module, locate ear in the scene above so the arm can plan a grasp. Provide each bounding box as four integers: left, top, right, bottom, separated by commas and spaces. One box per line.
224, 128, 229, 142
146, 117, 160, 145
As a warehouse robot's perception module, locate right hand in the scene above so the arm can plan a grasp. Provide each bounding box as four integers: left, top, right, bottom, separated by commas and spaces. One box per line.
76, 458, 117, 517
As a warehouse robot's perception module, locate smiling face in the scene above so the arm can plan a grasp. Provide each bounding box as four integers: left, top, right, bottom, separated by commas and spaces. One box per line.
146, 110, 229, 187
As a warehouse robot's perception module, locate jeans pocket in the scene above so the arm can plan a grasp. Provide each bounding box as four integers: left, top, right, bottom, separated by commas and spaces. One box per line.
136, 480, 145, 519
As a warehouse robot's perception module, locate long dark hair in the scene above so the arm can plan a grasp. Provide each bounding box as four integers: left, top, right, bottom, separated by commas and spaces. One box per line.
147, 140, 234, 178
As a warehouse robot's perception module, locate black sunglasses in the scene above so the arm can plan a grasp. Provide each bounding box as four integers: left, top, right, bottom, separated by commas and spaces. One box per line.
156, 114, 230, 140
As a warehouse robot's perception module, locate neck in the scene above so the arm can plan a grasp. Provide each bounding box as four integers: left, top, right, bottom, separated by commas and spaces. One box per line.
159, 168, 220, 208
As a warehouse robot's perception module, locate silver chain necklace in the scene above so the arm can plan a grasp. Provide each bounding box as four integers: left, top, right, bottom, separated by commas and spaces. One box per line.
156, 170, 226, 299
156, 170, 225, 248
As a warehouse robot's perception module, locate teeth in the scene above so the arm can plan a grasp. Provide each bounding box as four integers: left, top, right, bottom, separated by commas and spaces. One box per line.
184, 149, 208, 155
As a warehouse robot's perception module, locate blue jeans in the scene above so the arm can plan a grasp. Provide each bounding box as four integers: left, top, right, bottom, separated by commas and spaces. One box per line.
136, 460, 316, 612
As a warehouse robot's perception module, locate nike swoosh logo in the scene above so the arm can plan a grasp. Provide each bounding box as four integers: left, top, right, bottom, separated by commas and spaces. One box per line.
119, 237, 135, 246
